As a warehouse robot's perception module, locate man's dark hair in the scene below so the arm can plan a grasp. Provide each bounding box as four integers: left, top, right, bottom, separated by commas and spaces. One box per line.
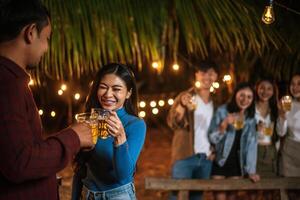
194, 60, 219, 74
0, 0, 50, 43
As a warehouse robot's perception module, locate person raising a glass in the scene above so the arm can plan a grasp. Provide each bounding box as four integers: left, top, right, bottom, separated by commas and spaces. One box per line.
72, 63, 146, 200
208, 82, 260, 200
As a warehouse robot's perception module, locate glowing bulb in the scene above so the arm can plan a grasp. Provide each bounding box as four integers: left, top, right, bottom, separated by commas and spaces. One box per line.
74, 93, 80, 100
61, 84, 67, 91
168, 98, 174, 105
139, 111, 146, 118
29, 79, 34, 86
212, 82, 220, 89
262, 5, 275, 25
158, 100, 165, 107
38, 109, 43, 115
195, 81, 201, 88
172, 64, 179, 71
139, 101, 146, 108
152, 62, 159, 69
152, 108, 159, 115
210, 86, 215, 93
150, 101, 157, 107
51, 111, 56, 117
58, 89, 63, 95
223, 75, 232, 83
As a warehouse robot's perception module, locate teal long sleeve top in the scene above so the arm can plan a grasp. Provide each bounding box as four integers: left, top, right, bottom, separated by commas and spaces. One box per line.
83, 107, 146, 191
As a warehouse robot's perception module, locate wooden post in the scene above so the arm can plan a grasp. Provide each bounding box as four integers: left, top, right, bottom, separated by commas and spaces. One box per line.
280, 188, 288, 200
178, 190, 188, 200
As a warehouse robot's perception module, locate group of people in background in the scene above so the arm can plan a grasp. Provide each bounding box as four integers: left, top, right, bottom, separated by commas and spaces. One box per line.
168, 60, 300, 200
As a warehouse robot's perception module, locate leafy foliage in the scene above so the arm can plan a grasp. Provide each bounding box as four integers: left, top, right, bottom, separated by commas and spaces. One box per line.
36, 0, 299, 83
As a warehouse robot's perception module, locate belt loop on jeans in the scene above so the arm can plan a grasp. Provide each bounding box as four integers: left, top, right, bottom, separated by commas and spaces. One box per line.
88, 191, 95, 200
82, 186, 97, 200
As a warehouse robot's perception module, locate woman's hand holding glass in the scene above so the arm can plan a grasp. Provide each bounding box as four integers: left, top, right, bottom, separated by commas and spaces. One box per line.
232, 113, 245, 130
278, 95, 292, 119
106, 111, 127, 146
219, 113, 245, 134
219, 113, 236, 134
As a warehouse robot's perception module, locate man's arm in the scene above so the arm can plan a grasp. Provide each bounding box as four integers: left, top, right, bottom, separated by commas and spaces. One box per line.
0, 82, 80, 183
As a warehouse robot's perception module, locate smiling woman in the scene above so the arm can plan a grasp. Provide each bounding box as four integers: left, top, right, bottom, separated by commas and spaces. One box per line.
208, 82, 259, 200
97, 74, 132, 111
72, 63, 146, 200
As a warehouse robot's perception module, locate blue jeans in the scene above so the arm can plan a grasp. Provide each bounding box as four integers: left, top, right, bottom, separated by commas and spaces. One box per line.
170, 154, 212, 200
85, 183, 136, 200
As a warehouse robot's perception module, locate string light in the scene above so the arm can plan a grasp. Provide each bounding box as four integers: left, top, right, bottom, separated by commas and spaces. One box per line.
152, 108, 159, 115
38, 109, 43, 115
150, 101, 157, 107
51, 111, 56, 117
223, 74, 232, 83
139, 111, 146, 118
210, 86, 215, 93
58, 89, 63, 95
262, 0, 275, 25
152, 62, 159, 69
139, 101, 146, 108
158, 100, 165, 107
168, 98, 174, 105
61, 84, 67, 91
172, 64, 180, 71
74, 93, 80, 100
212, 82, 220, 89
29, 79, 34, 86
195, 81, 201, 88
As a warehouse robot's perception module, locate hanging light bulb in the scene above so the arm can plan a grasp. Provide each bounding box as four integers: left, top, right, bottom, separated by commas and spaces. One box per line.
262, 0, 275, 25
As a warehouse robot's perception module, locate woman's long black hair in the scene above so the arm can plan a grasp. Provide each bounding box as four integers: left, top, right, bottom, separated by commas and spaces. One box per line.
227, 82, 255, 119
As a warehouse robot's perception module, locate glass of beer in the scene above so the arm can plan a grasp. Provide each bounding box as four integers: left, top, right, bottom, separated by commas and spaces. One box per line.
75, 112, 99, 144
189, 95, 197, 110
281, 95, 292, 112
262, 122, 274, 136
233, 114, 244, 130
91, 108, 110, 139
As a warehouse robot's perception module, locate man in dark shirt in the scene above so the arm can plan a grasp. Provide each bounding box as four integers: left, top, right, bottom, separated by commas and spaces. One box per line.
0, 0, 93, 199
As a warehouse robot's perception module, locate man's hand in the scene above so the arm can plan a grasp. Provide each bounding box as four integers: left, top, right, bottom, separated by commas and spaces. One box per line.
71, 123, 94, 149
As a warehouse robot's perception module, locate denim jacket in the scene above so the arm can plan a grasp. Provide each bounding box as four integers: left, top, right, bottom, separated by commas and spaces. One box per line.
208, 105, 258, 175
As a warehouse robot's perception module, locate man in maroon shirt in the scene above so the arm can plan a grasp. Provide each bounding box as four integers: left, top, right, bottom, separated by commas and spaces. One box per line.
0, 0, 94, 199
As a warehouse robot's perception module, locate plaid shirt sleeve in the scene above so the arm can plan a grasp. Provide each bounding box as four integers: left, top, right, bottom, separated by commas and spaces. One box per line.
0, 80, 80, 183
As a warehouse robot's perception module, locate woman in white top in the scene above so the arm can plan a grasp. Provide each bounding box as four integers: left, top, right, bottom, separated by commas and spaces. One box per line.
255, 78, 279, 177
251, 78, 279, 200
277, 73, 300, 177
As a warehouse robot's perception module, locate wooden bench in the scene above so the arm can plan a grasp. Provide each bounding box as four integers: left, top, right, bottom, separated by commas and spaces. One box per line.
145, 177, 300, 200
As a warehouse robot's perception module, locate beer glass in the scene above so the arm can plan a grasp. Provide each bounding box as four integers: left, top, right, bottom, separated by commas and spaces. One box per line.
91, 108, 110, 139
233, 114, 244, 130
189, 95, 197, 110
75, 112, 98, 144
262, 122, 274, 136
281, 95, 292, 112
